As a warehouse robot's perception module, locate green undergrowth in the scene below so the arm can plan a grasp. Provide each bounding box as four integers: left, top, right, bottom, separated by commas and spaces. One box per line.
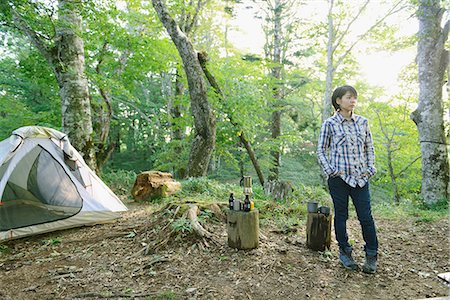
373, 198, 449, 224
101, 169, 137, 201
102, 170, 447, 227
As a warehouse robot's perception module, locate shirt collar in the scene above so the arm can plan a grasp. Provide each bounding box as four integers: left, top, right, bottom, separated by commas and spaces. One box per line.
335, 111, 356, 123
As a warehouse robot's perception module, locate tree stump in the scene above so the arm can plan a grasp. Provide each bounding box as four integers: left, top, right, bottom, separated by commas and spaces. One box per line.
131, 171, 181, 201
227, 209, 259, 250
306, 212, 332, 251
263, 180, 293, 201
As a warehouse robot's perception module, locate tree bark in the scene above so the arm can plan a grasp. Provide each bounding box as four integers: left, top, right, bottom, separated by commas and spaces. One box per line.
11, 0, 96, 169
306, 212, 332, 251
227, 209, 259, 250
321, 0, 335, 123
152, 0, 216, 177
173, 70, 186, 142
93, 43, 117, 173
268, 0, 283, 181
56, 0, 96, 169
411, 0, 449, 204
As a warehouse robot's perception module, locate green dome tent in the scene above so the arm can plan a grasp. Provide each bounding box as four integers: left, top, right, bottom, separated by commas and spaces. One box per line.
0, 126, 127, 241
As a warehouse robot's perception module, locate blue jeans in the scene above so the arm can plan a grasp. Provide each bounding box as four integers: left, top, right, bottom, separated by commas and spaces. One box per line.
327, 176, 378, 257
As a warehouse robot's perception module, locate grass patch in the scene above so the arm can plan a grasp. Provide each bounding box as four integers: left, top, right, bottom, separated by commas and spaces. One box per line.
147, 290, 177, 300
373, 198, 448, 223
178, 177, 239, 202
0, 244, 10, 254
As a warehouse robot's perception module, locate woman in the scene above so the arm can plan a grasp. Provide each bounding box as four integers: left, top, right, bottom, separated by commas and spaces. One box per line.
317, 85, 378, 274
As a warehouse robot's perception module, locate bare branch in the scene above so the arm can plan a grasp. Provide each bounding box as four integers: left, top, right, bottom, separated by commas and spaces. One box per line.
116, 97, 152, 124
335, 0, 406, 69
10, 9, 53, 63
184, 0, 207, 35
332, 0, 369, 53
397, 156, 421, 177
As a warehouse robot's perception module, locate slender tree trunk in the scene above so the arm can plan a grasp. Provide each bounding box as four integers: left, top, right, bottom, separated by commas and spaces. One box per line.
322, 0, 335, 123
268, 0, 283, 181
152, 0, 216, 177
321, 0, 401, 123
411, 0, 449, 204
173, 70, 187, 179
173, 69, 186, 141
386, 144, 400, 203
93, 43, 120, 173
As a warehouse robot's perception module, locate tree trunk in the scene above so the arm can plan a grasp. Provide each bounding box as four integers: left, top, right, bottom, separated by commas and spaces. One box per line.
152, 0, 216, 177
268, 0, 283, 182
54, 0, 96, 169
411, 0, 449, 204
386, 143, 400, 203
11, 0, 96, 170
93, 43, 117, 173
239, 133, 265, 187
322, 0, 335, 123
173, 69, 186, 141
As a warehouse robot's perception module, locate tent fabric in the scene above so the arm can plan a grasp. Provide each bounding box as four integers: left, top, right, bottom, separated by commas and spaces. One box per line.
0, 126, 127, 241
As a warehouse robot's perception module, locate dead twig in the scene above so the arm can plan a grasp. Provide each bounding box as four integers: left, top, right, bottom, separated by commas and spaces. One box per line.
261, 259, 277, 283
142, 256, 170, 269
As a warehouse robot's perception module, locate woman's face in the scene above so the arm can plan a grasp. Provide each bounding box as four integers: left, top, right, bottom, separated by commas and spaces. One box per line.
337, 91, 357, 112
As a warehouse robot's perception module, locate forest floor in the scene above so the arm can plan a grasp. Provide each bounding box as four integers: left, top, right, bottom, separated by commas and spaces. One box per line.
0, 200, 449, 300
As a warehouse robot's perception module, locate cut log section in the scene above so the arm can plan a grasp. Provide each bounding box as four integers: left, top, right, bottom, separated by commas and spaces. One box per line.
227, 209, 259, 250
306, 212, 332, 251
131, 171, 181, 201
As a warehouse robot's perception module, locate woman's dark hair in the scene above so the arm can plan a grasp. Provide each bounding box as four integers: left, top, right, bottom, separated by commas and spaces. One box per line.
331, 85, 358, 111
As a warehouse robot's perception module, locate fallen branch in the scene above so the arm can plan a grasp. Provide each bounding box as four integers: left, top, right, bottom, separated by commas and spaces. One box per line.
142, 256, 170, 269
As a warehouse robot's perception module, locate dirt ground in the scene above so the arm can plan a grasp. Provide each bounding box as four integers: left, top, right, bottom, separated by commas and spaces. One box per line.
0, 201, 449, 300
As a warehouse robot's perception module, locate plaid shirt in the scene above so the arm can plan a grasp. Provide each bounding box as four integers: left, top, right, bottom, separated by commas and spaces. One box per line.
317, 112, 376, 187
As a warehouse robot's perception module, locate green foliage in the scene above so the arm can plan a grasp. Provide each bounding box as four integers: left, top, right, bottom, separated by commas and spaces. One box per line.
100, 169, 137, 199
362, 100, 422, 201
0, 244, 10, 254
180, 177, 237, 201
373, 197, 448, 224
258, 184, 331, 229
41, 238, 62, 246
148, 290, 177, 300
0, 47, 60, 140
171, 218, 192, 234
0, 0, 437, 212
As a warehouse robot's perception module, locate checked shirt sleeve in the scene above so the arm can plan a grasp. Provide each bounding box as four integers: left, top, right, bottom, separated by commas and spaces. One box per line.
365, 120, 377, 177
317, 121, 335, 176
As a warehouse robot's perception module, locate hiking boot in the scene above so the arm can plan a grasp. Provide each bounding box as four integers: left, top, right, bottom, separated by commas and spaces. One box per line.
363, 255, 377, 274
339, 249, 358, 271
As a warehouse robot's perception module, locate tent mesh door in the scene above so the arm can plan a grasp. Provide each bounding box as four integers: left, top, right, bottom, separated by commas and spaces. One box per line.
0, 146, 82, 231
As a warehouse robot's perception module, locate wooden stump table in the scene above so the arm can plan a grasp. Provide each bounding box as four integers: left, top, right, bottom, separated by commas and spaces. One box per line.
306, 212, 332, 251
227, 209, 259, 250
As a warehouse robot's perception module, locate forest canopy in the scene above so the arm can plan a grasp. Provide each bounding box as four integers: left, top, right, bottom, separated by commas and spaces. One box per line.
0, 0, 448, 205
